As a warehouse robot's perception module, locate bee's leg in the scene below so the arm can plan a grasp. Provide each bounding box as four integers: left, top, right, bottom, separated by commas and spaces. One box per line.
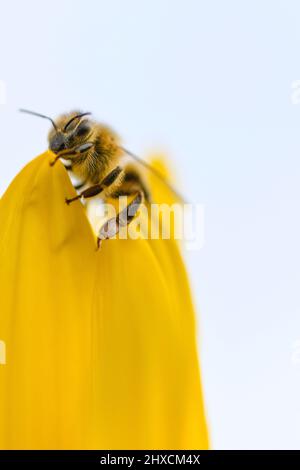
97, 191, 143, 249
65, 166, 123, 205
50, 142, 95, 166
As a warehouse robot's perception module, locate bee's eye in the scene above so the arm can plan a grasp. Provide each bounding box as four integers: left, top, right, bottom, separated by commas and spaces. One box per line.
75, 122, 90, 137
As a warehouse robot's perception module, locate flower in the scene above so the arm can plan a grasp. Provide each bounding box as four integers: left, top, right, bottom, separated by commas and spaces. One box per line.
0, 151, 209, 449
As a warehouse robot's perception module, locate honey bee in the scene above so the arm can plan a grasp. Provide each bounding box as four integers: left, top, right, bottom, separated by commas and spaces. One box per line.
20, 109, 185, 248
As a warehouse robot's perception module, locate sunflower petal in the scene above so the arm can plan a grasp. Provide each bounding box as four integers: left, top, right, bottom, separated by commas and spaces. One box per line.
0, 151, 209, 449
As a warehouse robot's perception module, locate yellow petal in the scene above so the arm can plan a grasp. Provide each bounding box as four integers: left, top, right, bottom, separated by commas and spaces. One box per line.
0, 151, 209, 449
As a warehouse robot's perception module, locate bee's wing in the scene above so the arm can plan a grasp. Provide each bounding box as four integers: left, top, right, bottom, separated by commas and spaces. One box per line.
121, 147, 187, 203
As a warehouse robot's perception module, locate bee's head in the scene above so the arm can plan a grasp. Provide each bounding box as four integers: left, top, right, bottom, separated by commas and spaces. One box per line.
48, 111, 92, 154
19, 108, 93, 155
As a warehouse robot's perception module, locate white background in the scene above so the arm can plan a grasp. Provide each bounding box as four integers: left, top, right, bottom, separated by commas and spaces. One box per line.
1, 0, 300, 449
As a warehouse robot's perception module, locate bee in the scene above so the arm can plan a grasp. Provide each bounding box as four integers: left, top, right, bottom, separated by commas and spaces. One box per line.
20, 109, 185, 248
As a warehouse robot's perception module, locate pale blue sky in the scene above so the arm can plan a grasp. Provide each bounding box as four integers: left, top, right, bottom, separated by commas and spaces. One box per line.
1, 0, 300, 449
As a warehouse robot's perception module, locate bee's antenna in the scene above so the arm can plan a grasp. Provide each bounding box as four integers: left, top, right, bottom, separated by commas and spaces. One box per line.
120, 147, 187, 203
64, 112, 92, 132
19, 108, 58, 131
